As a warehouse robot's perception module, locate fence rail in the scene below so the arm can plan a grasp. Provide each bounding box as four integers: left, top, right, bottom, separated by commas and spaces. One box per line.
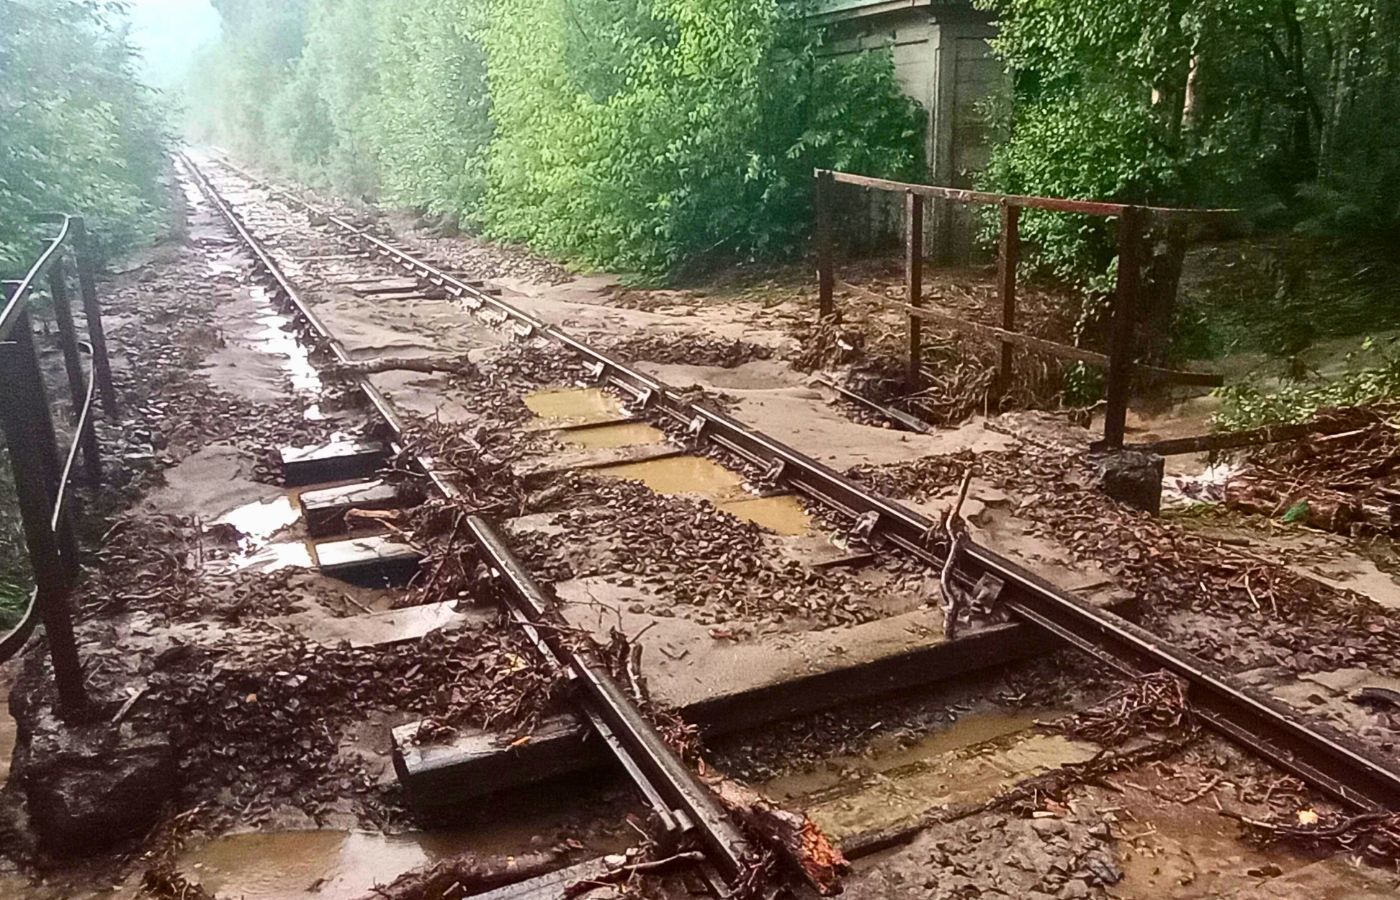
0, 215, 117, 718
813, 169, 1229, 448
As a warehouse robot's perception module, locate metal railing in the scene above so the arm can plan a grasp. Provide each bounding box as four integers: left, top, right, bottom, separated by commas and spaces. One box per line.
813, 169, 1231, 448
0, 215, 117, 717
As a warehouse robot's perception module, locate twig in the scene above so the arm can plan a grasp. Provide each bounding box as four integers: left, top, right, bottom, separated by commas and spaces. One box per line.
562, 851, 706, 899
941, 469, 974, 639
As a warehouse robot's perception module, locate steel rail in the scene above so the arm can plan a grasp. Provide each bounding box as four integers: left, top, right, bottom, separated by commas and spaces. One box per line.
202, 154, 1400, 813
179, 153, 758, 894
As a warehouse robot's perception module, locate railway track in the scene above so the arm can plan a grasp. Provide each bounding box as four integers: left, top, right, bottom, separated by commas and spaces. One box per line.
175, 149, 1400, 895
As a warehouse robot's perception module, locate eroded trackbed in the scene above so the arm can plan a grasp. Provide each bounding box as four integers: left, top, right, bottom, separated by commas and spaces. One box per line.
185, 152, 1400, 823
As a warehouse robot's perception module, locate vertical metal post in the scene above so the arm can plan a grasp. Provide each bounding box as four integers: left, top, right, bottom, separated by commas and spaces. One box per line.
996, 203, 1021, 398
0, 293, 86, 717
905, 191, 924, 389
1103, 206, 1144, 449
70, 218, 118, 415
46, 250, 87, 418
815, 170, 835, 319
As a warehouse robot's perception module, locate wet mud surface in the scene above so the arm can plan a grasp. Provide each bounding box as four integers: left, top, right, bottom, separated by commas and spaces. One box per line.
4, 155, 1396, 899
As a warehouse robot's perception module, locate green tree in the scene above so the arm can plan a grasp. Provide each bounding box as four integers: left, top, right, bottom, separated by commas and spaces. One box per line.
188, 0, 925, 277
0, 0, 169, 270
978, 0, 1400, 287
369, 0, 493, 223
481, 0, 925, 275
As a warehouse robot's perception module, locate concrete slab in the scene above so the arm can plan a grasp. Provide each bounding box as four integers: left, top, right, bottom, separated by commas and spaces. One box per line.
300, 479, 408, 536
315, 534, 422, 585
282, 600, 490, 649
390, 615, 1055, 808
280, 440, 387, 487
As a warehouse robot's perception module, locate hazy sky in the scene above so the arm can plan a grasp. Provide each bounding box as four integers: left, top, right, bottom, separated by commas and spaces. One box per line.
125, 0, 222, 90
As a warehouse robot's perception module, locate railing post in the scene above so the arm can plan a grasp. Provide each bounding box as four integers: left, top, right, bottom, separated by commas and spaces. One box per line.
996, 203, 1020, 398
1102, 206, 1145, 449
905, 190, 924, 390
46, 248, 87, 418
815, 170, 835, 319
0, 294, 86, 717
70, 217, 118, 415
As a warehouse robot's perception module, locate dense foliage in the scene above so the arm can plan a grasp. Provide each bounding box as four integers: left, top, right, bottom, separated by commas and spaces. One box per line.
0, 0, 169, 272
977, 0, 1400, 287
188, 0, 925, 276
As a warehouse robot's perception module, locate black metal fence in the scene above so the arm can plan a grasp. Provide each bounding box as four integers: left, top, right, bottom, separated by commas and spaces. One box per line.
0, 215, 117, 718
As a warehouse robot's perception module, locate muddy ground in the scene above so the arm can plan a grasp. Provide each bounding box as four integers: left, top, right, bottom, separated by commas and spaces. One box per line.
0, 155, 1397, 899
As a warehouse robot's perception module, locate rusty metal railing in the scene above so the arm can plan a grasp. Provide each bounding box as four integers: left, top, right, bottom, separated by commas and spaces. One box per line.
0, 215, 118, 717
813, 169, 1230, 449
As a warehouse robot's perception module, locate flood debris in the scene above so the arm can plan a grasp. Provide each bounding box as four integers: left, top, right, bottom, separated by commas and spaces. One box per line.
1228, 808, 1400, 867
140, 865, 219, 900
346, 848, 565, 900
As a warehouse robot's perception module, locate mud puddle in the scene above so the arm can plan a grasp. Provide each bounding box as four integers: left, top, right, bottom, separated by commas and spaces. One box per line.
203, 489, 319, 574
246, 285, 326, 420
560, 421, 666, 450
761, 708, 1095, 842
526, 387, 812, 534
178, 831, 463, 900
525, 387, 623, 426
594, 455, 812, 536
176, 817, 626, 900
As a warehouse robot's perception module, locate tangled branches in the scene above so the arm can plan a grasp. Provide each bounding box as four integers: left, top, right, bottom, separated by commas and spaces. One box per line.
1054, 671, 1197, 745
1229, 810, 1400, 866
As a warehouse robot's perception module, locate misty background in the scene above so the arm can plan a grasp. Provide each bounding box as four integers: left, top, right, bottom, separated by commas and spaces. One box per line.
125, 0, 220, 89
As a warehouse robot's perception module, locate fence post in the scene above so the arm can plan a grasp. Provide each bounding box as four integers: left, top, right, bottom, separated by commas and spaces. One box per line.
815, 170, 835, 319
0, 294, 87, 717
70, 217, 118, 415
1102, 206, 1145, 449
46, 249, 87, 418
996, 203, 1021, 398
906, 191, 924, 390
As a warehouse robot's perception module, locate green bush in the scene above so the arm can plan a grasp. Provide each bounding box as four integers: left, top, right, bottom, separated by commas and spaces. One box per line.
1, 0, 169, 270
187, 0, 926, 277
1214, 342, 1400, 429
976, 0, 1400, 288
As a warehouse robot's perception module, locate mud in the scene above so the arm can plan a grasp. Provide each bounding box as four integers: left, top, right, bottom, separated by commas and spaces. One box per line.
764, 708, 1097, 843
0, 663, 15, 787
525, 386, 625, 425
559, 421, 667, 450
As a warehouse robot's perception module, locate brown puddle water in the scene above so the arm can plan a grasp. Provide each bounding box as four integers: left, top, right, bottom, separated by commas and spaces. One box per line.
527, 387, 812, 535
715, 496, 812, 536
594, 456, 812, 535
178, 831, 469, 900
525, 388, 623, 426
176, 817, 632, 900
561, 421, 666, 450
762, 709, 1095, 842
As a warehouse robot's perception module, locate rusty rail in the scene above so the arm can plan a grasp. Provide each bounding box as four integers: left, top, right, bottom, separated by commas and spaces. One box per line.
177, 153, 757, 895
814, 169, 1227, 448
0, 216, 117, 718
198, 151, 1400, 824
